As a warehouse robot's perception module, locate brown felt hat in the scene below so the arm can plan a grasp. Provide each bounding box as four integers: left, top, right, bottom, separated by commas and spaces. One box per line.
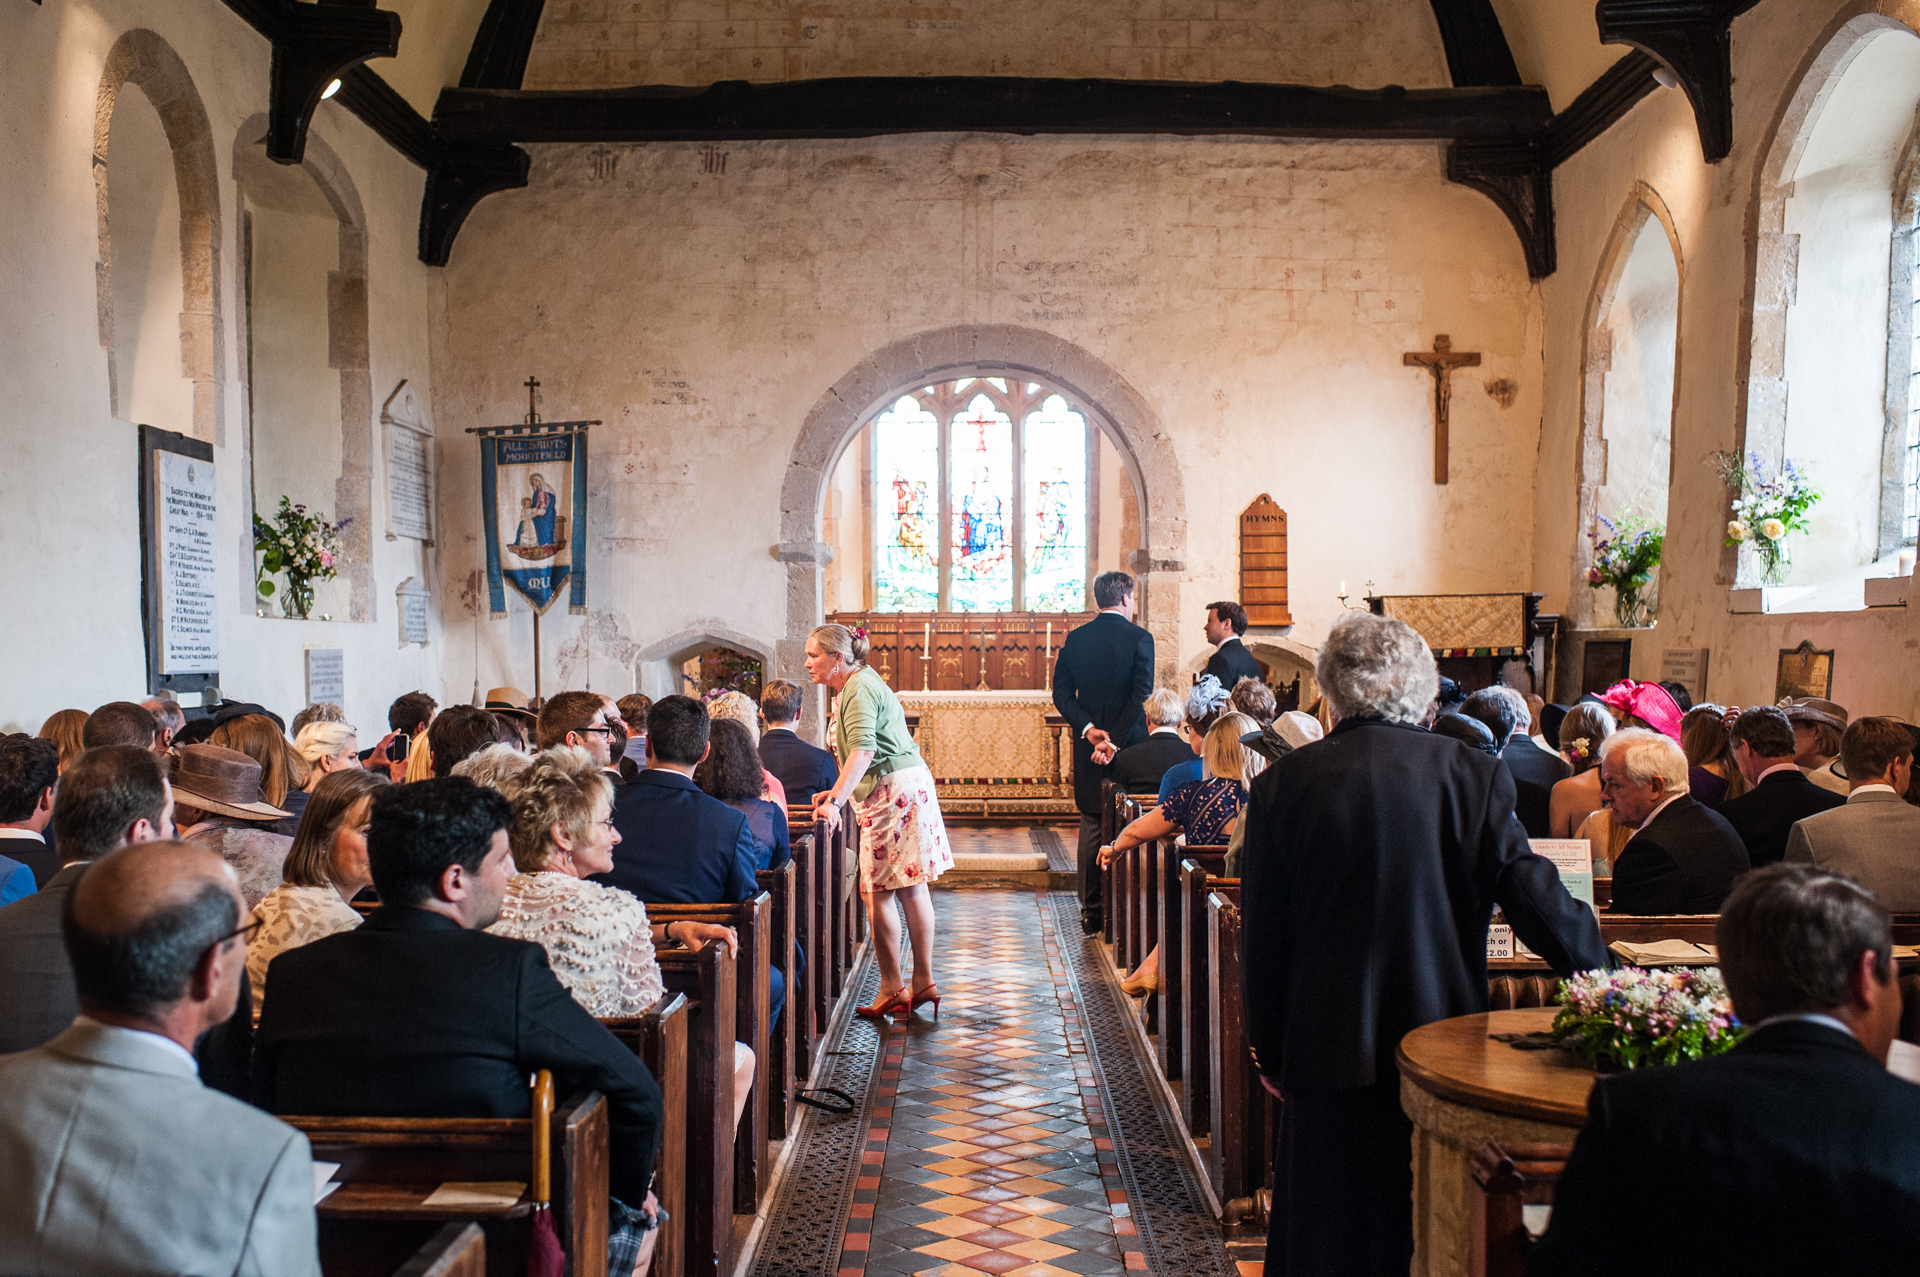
482, 687, 538, 722
169, 744, 290, 822
1777, 696, 1848, 732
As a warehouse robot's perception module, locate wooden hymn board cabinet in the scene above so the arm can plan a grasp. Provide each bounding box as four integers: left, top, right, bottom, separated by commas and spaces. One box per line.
1239, 495, 1292, 626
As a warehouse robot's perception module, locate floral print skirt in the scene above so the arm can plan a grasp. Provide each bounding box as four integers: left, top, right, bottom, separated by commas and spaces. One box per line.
855, 764, 953, 892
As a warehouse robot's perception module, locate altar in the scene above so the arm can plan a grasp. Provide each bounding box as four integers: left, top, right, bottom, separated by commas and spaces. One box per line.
897, 690, 1076, 823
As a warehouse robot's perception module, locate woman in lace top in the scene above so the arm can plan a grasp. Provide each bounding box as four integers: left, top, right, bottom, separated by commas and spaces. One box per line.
247, 768, 389, 1018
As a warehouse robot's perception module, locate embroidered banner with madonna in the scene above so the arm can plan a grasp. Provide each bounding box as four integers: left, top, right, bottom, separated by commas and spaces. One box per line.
478, 423, 591, 616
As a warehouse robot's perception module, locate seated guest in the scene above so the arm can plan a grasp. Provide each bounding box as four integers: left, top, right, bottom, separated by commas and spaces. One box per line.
378, 690, 438, 781
36, 708, 88, 774
0, 841, 320, 1276
428, 704, 505, 779
0, 746, 174, 1052
1681, 703, 1747, 810
697, 719, 791, 872
172, 744, 293, 910
1721, 706, 1845, 869
142, 694, 187, 750
616, 693, 653, 783
1783, 696, 1850, 795
292, 720, 363, 789
1549, 703, 1615, 839
1529, 863, 1920, 1274
1230, 676, 1278, 729
252, 778, 666, 1276
487, 748, 752, 1129
245, 769, 389, 1019
1657, 679, 1694, 713
212, 713, 309, 836
1111, 688, 1195, 794
1202, 599, 1263, 689
288, 700, 346, 738
1465, 686, 1570, 838
482, 687, 538, 751
452, 741, 533, 792
1433, 711, 1501, 756
1598, 679, 1684, 741
1158, 675, 1231, 803
708, 691, 787, 805
1603, 729, 1749, 914
537, 689, 617, 772
0, 734, 61, 887
758, 681, 837, 806
1523, 693, 1557, 755
81, 700, 159, 752
1785, 718, 1920, 909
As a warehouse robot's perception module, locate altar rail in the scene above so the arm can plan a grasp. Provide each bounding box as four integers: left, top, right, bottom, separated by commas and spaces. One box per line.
828, 611, 1093, 693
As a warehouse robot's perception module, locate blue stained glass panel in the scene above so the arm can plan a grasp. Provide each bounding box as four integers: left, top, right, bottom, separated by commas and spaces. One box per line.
873, 396, 941, 611
1023, 394, 1089, 611
949, 394, 1014, 612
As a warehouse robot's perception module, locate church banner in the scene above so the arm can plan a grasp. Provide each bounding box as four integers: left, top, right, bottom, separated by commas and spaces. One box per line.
478, 424, 590, 617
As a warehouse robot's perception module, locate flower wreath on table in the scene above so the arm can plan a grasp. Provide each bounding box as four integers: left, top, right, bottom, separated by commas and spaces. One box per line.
1547, 967, 1744, 1072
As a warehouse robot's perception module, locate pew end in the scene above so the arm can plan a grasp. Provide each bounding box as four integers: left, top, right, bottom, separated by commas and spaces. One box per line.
1467, 1139, 1571, 1277
391, 1222, 485, 1277
601, 993, 690, 1277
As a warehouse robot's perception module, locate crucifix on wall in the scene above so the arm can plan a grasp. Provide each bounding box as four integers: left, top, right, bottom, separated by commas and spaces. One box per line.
1402, 334, 1481, 484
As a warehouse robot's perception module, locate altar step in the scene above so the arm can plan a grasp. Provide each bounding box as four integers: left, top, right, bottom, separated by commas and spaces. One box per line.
936, 827, 1079, 891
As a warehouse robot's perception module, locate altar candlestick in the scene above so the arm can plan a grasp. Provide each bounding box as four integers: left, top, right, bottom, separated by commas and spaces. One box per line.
923, 620, 932, 691
1044, 622, 1054, 691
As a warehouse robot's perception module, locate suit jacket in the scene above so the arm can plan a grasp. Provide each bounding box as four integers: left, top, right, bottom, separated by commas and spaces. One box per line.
1500, 737, 1570, 839
0, 1021, 320, 1276
1240, 718, 1606, 1091
1111, 731, 1196, 795
598, 769, 759, 904
1051, 611, 1155, 815
253, 907, 663, 1204
1785, 789, 1920, 911
1609, 795, 1750, 914
0, 854, 32, 905
1203, 636, 1263, 690
1720, 768, 1848, 868
1527, 1021, 1920, 1275
0, 830, 59, 887
759, 727, 840, 808
0, 862, 83, 1054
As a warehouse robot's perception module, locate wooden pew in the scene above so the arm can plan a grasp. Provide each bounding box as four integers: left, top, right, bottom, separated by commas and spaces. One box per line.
647, 894, 771, 1216
1181, 870, 1238, 1139
1468, 1140, 1571, 1277
286, 1073, 608, 1277
1205, 888, 1270, 1215
756, 861, 797, 1138
652, 944, 735, 1277
1111, 795, 1143, 969
1099, 780, 1123, 943
600, 994, 690, 1277
392, 1222, 484, 1277
786, 813, 822, 1081
1156, 844, 1226, 1078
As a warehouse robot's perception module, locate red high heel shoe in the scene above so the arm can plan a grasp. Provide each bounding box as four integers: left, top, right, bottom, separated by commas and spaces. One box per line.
855, 989, 911, 1021
908, 984, 941, 1019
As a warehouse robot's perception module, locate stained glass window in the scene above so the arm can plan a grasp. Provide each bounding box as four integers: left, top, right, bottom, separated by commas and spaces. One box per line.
1023, 394, 1090, 611
949, 394, 1014, 611
872, 395, 941, 610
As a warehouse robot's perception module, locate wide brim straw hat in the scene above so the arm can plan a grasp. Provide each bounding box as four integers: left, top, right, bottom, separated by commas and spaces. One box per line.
170, 744, 290, 822
1777, 697, 1848, 733
483, 688, 538, 722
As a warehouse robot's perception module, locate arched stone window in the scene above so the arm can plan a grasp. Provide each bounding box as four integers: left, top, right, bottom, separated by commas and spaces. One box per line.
1745, 17, 1920, 597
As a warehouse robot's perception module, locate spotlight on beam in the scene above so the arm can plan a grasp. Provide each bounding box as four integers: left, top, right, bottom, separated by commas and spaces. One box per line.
321, 78, 343, 100
1651, 68, 1678, 90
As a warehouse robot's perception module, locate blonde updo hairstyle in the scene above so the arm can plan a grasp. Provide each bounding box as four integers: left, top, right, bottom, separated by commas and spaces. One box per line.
506, 746, 614, 873
1205, 711, 1267, 792
809, 622, 869, 669
294, 721, 359, 767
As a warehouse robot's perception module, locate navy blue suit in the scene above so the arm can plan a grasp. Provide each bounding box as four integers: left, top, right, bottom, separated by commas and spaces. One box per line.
758, 728, 839, 808
1052, 610, 1154, 919
598, 769, 783, 1024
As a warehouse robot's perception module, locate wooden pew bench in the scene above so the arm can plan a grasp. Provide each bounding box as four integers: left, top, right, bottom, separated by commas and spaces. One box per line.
1205, 887, 1272, 1219
647, 944, 735, 1277
1469, 1140, 1571, 1277
1154, 843, 1226, 1077
392, 1222, 484, 1277
600, 995, 690, 1277
755, 861, 797, 1138
1178, 860, 1235, 1137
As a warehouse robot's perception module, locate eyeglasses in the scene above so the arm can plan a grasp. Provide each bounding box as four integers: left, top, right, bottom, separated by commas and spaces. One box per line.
579, 725, 614, 737
598, 816, 617, 832
212, 917, 265, 949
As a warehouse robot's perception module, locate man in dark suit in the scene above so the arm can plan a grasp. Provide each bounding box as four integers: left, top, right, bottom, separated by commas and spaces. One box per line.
0, 734, 61, 887
1462, 686, 1570, 839
1202, 600, 1264, 689
1721, 705, 1846, 868
1110, 688, 1193, 795
1241, 613, 1606, 1276
1604, 728, 1750, 913
1052, 570, 1155, 932
1530, 863, 1920, 1274
253, 777, 666, 1256
758, 680, 839, 807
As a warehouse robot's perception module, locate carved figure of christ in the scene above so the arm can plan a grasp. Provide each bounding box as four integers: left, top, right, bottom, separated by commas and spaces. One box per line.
1402, 334, 1481, 484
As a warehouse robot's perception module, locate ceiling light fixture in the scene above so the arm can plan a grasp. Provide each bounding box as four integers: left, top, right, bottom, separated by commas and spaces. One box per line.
1651, 67, 1678, 90
321, 78, 343, 99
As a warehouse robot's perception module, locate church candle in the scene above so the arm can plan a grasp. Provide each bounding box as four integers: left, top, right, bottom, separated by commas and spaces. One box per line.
923, 621, 932, 691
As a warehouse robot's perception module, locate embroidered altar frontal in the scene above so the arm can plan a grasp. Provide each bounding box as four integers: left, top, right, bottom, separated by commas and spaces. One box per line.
898, 691, 1076, 821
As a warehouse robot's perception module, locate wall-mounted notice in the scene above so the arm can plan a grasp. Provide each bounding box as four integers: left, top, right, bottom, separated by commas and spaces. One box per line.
155, 452, 219, 674
397, 577, 429, 646
1658, 647, 1709, 704
382, 380, 434, 543
305, 648, 345, 706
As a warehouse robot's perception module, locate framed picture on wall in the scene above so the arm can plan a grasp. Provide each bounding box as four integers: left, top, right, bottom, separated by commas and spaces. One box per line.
1775, 641, 1834, 700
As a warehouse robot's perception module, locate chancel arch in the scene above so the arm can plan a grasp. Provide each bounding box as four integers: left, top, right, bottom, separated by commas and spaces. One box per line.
93, 29, 224, 445
1571, 185, 1683, 627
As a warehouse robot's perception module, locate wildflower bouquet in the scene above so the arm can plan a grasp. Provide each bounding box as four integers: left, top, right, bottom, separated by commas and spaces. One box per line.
1585, 511, 1663, 627
253, 497, 349, 620
1715, 451, 1821, 585
1550, 966, 1743, 1072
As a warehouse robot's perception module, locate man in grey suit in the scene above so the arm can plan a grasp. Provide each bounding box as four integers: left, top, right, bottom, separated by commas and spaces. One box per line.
1786, 717, 1920, 909
0, 840, 320, 1276
0, 746, 174, 1053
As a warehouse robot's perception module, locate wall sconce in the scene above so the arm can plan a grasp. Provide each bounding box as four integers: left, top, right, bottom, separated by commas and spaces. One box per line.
1337, 580, 1374, 611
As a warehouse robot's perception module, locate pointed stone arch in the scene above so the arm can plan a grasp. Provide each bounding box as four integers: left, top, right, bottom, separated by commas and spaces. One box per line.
633, 624, 779, 702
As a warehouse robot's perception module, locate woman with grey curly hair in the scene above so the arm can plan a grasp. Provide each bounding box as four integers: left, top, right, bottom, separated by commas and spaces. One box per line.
1313, 610, 1439, 725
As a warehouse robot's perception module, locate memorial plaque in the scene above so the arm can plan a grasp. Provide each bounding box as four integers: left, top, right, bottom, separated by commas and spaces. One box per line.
1775, 640, 1834, 700
1239, 494, 1292, 626
1658, 647, 1709, 703
382, 380, 433, 543
397, 577, 429, 646
154, 452, 219, 674
305, 648, 344, 706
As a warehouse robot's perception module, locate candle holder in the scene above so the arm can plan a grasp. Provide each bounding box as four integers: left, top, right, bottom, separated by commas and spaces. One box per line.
1337, 580, 1375, 611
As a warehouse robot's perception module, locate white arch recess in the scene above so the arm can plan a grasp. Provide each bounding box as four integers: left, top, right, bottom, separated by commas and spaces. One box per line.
633, 624, 779, 701
776, 326, 1189, 734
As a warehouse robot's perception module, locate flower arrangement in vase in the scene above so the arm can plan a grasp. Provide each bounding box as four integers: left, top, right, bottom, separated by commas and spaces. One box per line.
1551, 966, 1743, 1072
253, 497, 349, 620
1715, 451, 1821, 586
1585, 510, 1663, 627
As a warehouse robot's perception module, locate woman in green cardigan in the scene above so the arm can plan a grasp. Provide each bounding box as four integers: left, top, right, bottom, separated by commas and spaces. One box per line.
806, 622, 953, 1020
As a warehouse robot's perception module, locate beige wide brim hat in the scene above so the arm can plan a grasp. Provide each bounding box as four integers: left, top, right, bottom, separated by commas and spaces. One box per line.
483, 687, 538, 722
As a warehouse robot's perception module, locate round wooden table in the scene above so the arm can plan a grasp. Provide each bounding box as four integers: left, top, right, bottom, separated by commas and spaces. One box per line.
1395, 1008, 1596, 1277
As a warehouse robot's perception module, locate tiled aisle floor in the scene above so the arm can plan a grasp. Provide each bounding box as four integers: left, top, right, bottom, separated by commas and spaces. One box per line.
836, 890, 1140, 1277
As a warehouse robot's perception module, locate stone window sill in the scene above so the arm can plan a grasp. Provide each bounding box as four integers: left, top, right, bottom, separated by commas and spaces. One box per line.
1729, 554, 1915, 614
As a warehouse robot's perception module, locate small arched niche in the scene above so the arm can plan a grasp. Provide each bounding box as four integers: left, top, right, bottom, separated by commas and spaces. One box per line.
634, 626, 776, 703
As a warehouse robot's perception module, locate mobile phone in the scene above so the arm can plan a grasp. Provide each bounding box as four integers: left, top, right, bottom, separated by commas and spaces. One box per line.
386, 735, 409, 762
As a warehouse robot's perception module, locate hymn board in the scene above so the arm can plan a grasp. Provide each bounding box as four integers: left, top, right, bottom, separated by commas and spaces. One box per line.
1239, 495, 1292, 626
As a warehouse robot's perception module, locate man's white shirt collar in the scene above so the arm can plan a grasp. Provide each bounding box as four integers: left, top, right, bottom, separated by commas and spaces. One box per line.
1638, 791, 1689, 831
0, 827, 45, 843
1851, 783, 1898, 797
1150, 726, 1182, 737
1758, 761, 1803, 784
1754, 1012, 1854, 1040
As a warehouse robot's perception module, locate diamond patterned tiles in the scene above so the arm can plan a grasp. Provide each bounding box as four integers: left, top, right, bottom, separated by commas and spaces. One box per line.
831, 890, 1140, 1277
